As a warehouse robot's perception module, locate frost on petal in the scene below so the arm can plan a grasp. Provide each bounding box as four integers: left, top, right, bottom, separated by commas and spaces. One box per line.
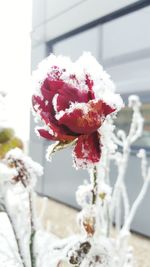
57, 100, 115, 135
37, 128, 57, 140
33, 96, 78, 142
32, 53, 72, 95
54, 83, 89, 112
101, 91, 124, 112
73, 132, 101, 168
76, 52, 116, 95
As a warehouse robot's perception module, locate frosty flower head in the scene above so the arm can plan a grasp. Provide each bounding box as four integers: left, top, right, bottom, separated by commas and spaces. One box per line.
32, 53, 123, 168
84, 238, 113, 267
77, 205, 96, 236
5, 148, 43, 188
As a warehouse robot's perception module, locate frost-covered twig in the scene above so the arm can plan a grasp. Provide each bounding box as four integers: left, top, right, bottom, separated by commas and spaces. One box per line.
111, 95, 144, 231
2, 205, 26, 267
29, 192, 36, 267
123, 176, 149, 233
1, 148, 43, 267
122, 150, 150, 232
91, 166, 98, 205
0, 231, 22, 265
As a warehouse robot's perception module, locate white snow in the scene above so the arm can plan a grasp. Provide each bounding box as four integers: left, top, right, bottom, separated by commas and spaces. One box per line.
0, 162, 17, 183
5, 148, 43, 180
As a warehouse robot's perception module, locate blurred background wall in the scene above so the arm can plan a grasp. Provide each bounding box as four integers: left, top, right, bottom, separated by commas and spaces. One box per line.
30, 0, 150, 236
0, 0, 31, 143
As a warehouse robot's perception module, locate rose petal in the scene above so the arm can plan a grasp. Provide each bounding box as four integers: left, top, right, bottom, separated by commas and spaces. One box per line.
41, 79, 64, 101
85, 74, 95, 100
37, 129, 57, 140
39, 111, 77, 141
101, 101, 116, 117
55, 83, 89, 112
58, 100, 115, 134
73, 132, 101, 167
33, 96, 78, 142
32, 95, 50, 113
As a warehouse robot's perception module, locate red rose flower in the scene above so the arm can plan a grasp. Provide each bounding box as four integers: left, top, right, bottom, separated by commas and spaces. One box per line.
32, 53, 122, 168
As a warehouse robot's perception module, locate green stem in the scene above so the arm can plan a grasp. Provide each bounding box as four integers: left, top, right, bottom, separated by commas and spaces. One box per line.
92, 166, 98, 204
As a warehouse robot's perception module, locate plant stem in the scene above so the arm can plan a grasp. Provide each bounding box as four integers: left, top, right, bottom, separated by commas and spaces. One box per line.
106, 205, 110, 237
29, 192, 36, 267
92, 166, 97, 204
4, 205, 26, 267
122, 178, 150, 232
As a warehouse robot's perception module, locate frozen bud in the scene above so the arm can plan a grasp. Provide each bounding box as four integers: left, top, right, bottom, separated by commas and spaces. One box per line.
67, 241, 91, 265
98, 182, 112, 203
5, 148, 43, 188
83, 238, 114, 267
83, 216, 96, 236
78, 206, 96, 236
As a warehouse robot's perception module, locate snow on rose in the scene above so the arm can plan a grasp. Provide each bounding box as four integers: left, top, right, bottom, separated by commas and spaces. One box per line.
32, 53, 123, 168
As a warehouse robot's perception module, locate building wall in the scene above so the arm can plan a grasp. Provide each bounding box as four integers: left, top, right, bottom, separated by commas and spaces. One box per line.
32, 0, 137, 47
30, 1, 150, 236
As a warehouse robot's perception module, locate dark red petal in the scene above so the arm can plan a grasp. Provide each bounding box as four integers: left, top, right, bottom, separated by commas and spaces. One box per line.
32, 95, 78, 142
37, 129, 57, 140
41, 85, 52, 101
45, 80, 64, 91
41, 80, 65, 114
56, 83, 89, 112
58, 100, 115, 134
32, 95, 50, 113
85, 74, 95, 100
101, 101, 116, 117
73, 132, 101, 167
39, 111, 77, 142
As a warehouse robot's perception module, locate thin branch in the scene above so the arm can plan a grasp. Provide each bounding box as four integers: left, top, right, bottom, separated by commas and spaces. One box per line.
121, 183, 130, 221
0, 232, 21, 263
92, 166, 98, 205
122, 178, 150, 232
29, 192, 36, 267
3, 205, 26, 267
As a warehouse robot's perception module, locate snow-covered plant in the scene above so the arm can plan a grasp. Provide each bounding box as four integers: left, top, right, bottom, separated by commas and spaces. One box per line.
31, 53, 150, 267
0, 148, 43, 267
0, 53, 149, 267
